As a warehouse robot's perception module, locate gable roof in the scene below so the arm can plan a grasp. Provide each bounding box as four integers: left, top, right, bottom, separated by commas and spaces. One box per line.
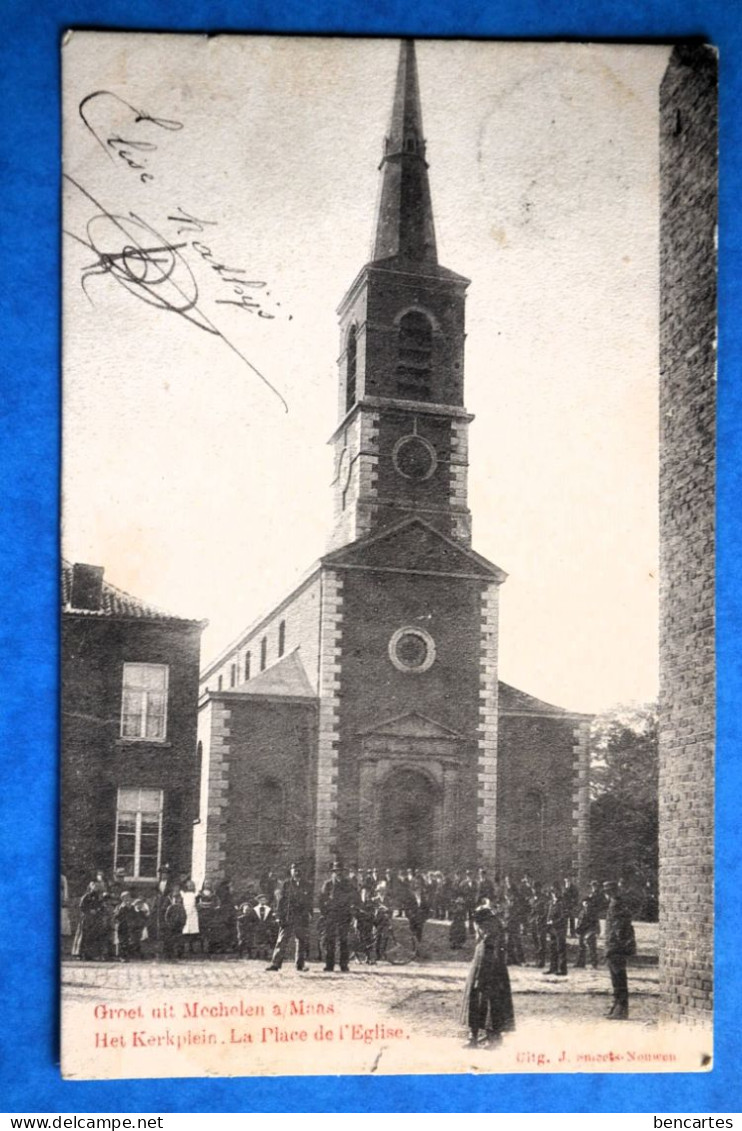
322, 516, 506, 583
498, 681, 592, 719
224, 649, 316, 699
61, 560, 204, 625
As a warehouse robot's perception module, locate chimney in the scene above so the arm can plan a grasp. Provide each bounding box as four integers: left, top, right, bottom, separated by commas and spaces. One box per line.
70, 563, 105, 611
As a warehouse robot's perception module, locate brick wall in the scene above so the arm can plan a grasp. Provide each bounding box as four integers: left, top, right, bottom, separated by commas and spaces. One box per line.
62, 615, 203, 898
658, 44, 717, 1021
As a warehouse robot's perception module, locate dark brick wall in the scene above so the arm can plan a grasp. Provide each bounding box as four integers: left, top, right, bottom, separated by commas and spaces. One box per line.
496, 714, 577, 882
62, 615, 203, 899
373, 411, 457, 536
338, 266, 467, 409
335, 568, 483, 865
658, 44, 717, 1020
218, 696, 317, 890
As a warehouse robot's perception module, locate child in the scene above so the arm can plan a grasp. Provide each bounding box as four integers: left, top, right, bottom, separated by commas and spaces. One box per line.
236, 902, 255, 959
163, 892, 187, 960
252, 894, 277, 960
113, 891, 138, 961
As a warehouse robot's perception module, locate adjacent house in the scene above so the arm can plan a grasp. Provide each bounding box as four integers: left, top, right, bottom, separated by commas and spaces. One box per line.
61, 560, 206, 899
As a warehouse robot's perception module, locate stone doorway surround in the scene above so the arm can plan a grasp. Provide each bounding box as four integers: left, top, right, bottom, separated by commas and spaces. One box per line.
356, 711, 463, 869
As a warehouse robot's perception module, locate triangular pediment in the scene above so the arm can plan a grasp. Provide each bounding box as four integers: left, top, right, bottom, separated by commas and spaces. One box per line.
322, 517, 506, 582
357, 710, 462, 739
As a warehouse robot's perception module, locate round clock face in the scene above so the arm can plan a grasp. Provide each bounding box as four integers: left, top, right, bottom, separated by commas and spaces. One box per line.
388, 626, 437, 673
392, 434, 437, 481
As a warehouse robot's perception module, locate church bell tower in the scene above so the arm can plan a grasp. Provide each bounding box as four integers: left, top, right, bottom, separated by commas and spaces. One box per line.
329, 40, 474, 550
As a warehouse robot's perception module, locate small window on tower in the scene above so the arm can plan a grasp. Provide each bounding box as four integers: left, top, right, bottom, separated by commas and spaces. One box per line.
346, 326, 358, 413
397, 311, 432, 401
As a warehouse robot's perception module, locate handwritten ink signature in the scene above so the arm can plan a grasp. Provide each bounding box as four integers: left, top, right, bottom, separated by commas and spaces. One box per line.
63, 175, 288, 411
169, 208, 278, 320
79, 91, 183, 184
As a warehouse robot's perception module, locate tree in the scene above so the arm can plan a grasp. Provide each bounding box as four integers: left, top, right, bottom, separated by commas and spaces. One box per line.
589, 703, 658, 915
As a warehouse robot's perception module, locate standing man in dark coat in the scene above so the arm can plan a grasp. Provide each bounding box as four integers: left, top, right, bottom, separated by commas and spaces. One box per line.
528, 881, 549, 968
603, 880, 635, 1018
575, 895, 601, 968
563, 876, 580, 938
405, 874, 429, 945
319, 860, 355, 972
545, 884, 568, 976
150, 863, 174, 960
459, 870, 476, 935
266, 863, 312, 972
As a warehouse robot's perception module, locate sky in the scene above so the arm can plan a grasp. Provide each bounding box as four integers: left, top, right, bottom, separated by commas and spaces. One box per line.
61, 35, 671, 714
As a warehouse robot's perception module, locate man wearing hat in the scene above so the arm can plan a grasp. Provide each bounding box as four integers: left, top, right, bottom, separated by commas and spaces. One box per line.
319, 860, 355, 972
150, 862, 174, 960
266, 863, 312, 972
603, 880, 636, 1019
544, 884, 568, 976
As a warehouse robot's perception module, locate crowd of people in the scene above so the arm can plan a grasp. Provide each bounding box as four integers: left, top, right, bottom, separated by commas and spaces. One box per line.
64, 861, 639, 1036
457, 873, 637, 1047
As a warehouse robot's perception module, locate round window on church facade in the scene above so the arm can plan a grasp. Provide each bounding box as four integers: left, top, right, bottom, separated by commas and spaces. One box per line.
392, 434, 437, 481
388, 626, 436, 673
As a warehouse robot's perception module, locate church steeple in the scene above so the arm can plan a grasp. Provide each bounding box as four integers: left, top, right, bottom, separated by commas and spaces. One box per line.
328, 39, 473, 551
372, 40, 438, 265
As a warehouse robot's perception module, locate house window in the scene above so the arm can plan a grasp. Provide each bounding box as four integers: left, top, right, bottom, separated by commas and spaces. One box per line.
260, 636, 267, 671
230, 663, 237, 688
396, 311, 432, 401
114, 787, 163, 880
346, 326, 357, 413
218, 675, 223, 691
121, 663, 168, 740
245, 651, 251, 681
278, 620, 286, 658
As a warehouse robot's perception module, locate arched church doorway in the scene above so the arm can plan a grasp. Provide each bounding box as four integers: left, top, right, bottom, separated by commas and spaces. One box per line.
379, 769, 438, 869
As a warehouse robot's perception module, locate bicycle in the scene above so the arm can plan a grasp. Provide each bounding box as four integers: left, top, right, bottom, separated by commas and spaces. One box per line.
348, 915, 418, 965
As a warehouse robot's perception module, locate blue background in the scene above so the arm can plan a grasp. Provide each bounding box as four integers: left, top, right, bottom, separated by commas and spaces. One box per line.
1, 0, 740, 1114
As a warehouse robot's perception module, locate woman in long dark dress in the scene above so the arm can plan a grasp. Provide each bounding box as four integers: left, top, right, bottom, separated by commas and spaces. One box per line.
72, 882, 106, 961
460, 904, 515, 1048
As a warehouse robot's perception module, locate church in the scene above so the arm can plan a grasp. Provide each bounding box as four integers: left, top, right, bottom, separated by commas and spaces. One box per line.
193, 40, 591, 891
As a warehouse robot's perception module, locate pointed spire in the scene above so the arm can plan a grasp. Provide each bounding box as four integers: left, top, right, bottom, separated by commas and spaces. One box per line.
372, 40, 438, 265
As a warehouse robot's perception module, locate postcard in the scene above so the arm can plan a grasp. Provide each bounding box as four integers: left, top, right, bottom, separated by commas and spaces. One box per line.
60, 33, 715, 1079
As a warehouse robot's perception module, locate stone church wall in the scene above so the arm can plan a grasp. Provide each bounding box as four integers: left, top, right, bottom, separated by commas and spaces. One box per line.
496, 713, 577, 883
335, 568, 484, 867
194, 693, 317, 891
